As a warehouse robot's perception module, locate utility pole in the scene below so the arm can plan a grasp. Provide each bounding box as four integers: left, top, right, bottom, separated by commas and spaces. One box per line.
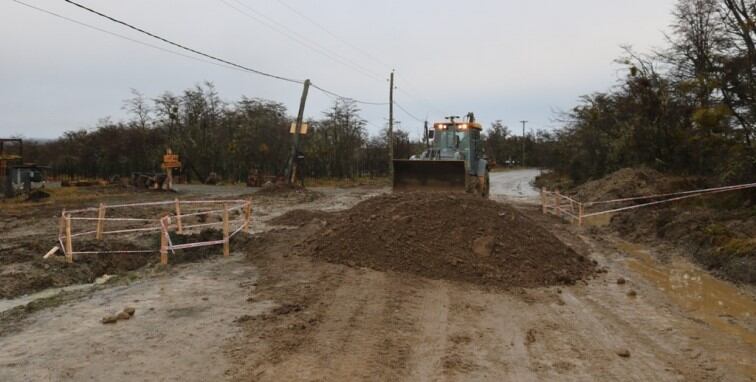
424, 120, 430, 150
286, 79, 311, 185
388, 70, 395, 180
520, 120, 528, 167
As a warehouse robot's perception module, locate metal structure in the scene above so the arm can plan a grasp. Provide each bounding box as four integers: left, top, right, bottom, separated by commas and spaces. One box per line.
393, 113, 490, 196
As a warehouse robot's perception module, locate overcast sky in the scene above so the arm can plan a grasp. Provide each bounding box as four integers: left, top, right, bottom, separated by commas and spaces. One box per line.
1, 0, 677, 139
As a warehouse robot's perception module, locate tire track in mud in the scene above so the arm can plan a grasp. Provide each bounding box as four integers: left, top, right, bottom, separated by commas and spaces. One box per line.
404, 280, 450, 381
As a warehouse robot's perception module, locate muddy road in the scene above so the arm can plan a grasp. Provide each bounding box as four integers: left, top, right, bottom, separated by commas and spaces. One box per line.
1, 175, 754, 381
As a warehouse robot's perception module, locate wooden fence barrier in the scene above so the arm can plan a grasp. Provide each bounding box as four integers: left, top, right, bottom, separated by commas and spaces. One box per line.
56, 198, 253, 265
541, 182, 756, 227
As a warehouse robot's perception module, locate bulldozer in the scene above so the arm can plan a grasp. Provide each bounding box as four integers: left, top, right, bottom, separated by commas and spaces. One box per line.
393, 113, 490, 197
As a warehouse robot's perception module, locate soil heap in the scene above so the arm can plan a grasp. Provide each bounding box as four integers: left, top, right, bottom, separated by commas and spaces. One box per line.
295, 193, 595, 288
572, 167, 700, 202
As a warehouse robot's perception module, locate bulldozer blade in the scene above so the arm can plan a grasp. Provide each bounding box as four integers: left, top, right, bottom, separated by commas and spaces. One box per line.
393, 160, 467, 192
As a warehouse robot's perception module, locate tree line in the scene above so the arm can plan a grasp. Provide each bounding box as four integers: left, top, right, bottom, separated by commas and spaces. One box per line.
529, 0, 755, 184
22, 82, 423, 183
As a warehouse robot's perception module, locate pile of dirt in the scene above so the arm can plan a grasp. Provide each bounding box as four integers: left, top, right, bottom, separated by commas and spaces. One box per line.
269, 209, 333, 227
296, 193, 595, 288
572, 167, 701, 202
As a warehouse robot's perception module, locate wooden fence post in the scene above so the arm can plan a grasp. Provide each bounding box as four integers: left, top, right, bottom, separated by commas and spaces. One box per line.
243, 199, 252, 232
174, 198, 183, 234
578, 203, 584, 226
541, 188, 546, 214
223, 204, 230, 257
58, 209, 66, 241
95, 203, 106, 240
555, 190, 561, 218
65, 214, 73, 263
160, 216, 168, 265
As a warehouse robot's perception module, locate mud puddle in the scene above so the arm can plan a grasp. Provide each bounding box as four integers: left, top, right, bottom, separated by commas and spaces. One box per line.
615, 239, 756, 376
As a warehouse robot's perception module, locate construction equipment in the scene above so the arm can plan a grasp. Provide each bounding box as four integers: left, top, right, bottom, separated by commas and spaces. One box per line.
393, 113, 490, 197
1, 139, 48, 198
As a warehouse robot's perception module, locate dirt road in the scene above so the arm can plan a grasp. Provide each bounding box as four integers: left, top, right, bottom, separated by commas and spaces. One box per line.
489, 168, 542, 204
1, 177, 754, 381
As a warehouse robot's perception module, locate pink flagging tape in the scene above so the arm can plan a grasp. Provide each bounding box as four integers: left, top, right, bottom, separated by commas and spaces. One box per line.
584, 182, 756, 206
160, 217, 176, 255
581, 186, 748, 218
102, 226, 163, 235
70, 230, 97, 238
105, 200, 176, 209
178, 199, 248, 204
71, 250, 157, 255
182, 219, 245, 230
69, 217, 159, 222
65, 207, 100, 214
169, 239, 226, 250
229, 223, 246, 238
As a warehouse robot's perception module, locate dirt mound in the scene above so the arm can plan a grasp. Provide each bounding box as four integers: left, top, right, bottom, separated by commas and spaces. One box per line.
296, 193, 595, 288
572, 167, 700, 202
269, 209, 333, 227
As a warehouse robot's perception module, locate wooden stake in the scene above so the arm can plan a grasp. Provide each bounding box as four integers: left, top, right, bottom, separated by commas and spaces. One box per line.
58, 209, 66, 240
578, 203, 584, 226
223, 204, 230, 257
64, 214, 73, 263
555, 190, 561, 218
160, 217, 168, 265
541, 188, 546, 214
95, 203, 106, 240
174, 198, 183, 234
243, 199, 252, 232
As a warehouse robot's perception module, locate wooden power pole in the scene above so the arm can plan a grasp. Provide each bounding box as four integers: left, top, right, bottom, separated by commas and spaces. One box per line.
286, 79, 311, 185
520, 120, 528, 167
388, 71, 395, 180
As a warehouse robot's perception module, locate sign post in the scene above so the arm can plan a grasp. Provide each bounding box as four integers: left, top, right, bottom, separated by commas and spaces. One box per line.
161, 148, 181, 190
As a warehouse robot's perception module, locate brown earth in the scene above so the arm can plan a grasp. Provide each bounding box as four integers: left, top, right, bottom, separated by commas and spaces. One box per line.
295, 193, 596, 288
268, 209, 333, 227
570, 167, 703, 202
256, 183, 323, 201
538, 167, 756, 284
0, 227, 253, 299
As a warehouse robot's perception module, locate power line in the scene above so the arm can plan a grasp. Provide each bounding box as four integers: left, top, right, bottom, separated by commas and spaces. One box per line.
310, 83, 388, 106
11, 0, 247, 74
62, 0, 304, 84
271, 0, 445, 118
394, 101, 425, 123
58, 0, 388, 106
219, 0, 385, 83
274, 0, 392, 71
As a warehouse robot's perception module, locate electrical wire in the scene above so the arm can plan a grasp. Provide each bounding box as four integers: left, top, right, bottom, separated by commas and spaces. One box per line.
274, 0, 392, 72
61, 0, 304, 84
11, 0, 247, 74
219, 0, 385, 83
310, 83, 388, 106
394, 101, 425, 123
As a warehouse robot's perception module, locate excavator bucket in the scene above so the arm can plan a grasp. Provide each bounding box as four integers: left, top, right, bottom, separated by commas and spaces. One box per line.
393, 160, 467, 192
